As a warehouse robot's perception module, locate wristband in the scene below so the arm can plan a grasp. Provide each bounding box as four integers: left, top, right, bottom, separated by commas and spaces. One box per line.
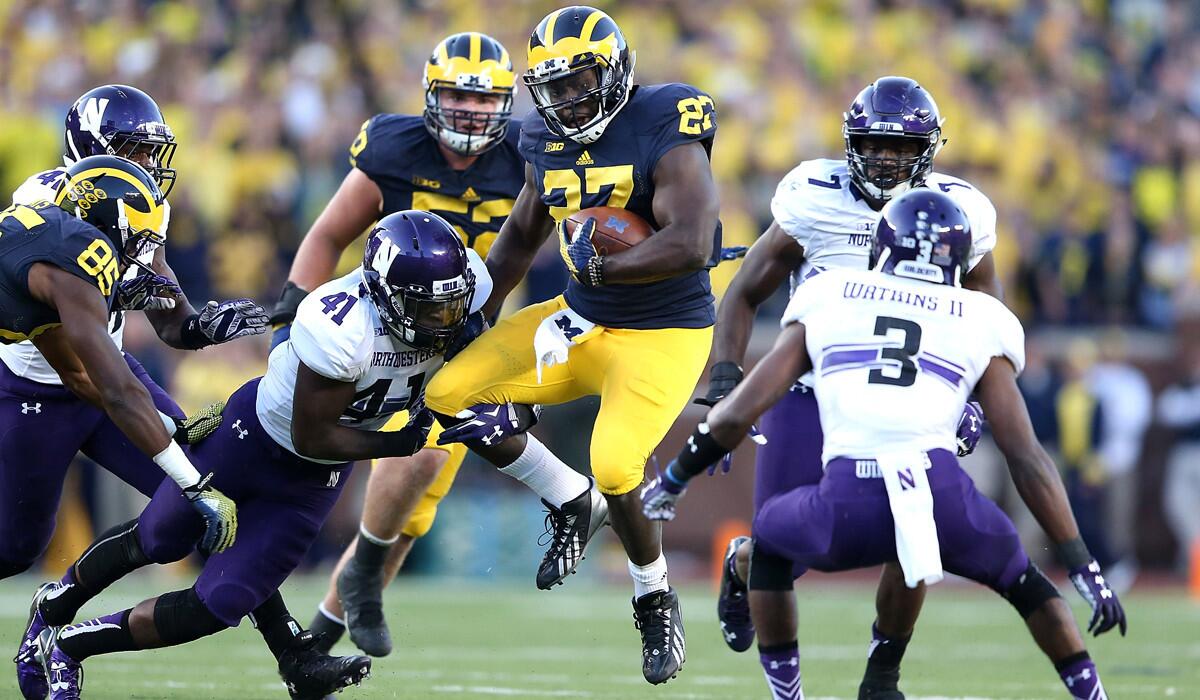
674, 422, 735, 480
179, 314, 211, 350
153, 441, 202, 491
1056, 537, 1092, 569
159, 410, 179, 437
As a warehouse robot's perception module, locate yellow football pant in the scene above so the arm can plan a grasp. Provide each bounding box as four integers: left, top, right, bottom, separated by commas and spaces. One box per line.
426, 295, 713, 496
379, 411, 466, 538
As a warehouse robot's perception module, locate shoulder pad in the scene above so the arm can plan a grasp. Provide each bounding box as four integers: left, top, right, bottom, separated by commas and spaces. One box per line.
291, 276, 374, 382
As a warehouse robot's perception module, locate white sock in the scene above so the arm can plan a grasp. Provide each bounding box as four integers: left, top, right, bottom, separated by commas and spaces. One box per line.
629, 554, 670, 598
317, 601, 345, 627
499, 434, 590, 507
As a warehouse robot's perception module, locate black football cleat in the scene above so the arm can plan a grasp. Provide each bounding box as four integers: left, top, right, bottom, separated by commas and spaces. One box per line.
633, 588, 685, 684
858, 667, 905, 700
717, 535, 755, 652
337, 559, 392, 657
535, 478, 608, 590
278, 630, 371, 700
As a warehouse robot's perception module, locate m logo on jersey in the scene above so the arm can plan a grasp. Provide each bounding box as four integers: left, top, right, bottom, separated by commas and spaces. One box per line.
77, 98, 110, 136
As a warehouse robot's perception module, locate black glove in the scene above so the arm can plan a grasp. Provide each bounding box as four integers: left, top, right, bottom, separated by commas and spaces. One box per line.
172, 401, 226, 445
386, 398, 436, 456
270, 281, 310, 327
444, 311, 488, 361
694, 361, 743, 407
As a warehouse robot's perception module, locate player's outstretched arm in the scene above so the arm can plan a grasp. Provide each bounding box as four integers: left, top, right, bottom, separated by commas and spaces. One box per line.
601, 142, 720, 284
291, 362, 433, 462
481, 163, 555, 319
977, 355, 1126, 636
141, 248, 267, 348
698, 222, 806, 405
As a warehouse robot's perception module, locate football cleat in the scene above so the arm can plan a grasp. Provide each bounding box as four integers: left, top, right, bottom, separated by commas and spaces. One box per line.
14, 582, 59, 700
717, 536, 755, 652
858, 679, 905, 700
633, 588, 686, 684
278, 630, 371, 700
536, 478, 608, 590
337, 559, 392, 657
46, 645, 82, 700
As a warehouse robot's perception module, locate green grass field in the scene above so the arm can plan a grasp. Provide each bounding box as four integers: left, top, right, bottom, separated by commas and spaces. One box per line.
1, 575, 1196, 699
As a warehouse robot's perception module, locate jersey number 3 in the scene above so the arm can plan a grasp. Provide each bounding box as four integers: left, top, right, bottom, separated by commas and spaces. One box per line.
868, 316, 922, 387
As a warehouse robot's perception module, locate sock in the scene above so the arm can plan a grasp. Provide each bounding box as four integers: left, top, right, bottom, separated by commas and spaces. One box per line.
759, 641, 804, 700
861, 622, 910, 688
309, 604, 346, 653
42, 520, 149, 626
57, 609, 138, 662
499, 435, 590, 508
249, 592, 302, 660
353, 524, 397, 572
629, 554, 670, 599
1055, 651, 1106, 700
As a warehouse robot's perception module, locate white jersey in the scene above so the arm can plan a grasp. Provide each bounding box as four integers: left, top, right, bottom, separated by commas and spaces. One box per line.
1, 167, 170, 384
256, 254, 491, 464
770, 159, 996, 291
781, 268, 1024, 464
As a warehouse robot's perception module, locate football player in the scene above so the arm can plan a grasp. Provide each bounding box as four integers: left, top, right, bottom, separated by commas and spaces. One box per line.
265, 32, 526, 656
669, 77, 1001, 698
36, 212, 487, 699
6, 87, 364, 700
644, 189, 1125, 700
425, 6, 724, 684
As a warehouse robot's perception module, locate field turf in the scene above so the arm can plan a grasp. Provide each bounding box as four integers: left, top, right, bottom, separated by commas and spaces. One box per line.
0, 574, 1195, 699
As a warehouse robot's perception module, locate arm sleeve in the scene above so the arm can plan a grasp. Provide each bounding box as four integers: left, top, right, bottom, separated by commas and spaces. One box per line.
289, 292, 370, 382
646, 84, 718, 171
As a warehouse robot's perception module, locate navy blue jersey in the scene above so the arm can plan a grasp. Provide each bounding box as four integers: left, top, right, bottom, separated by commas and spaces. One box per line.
0, 201, 119, 343
518, 83, 721, 329
349, 114, 525, 259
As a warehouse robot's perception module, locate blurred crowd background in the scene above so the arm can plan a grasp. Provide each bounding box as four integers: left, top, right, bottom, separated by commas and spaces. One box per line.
1, 0, 1198, 586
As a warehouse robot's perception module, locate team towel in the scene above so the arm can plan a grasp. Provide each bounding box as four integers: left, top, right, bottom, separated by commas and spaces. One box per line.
877, 451, 944, 588
533, 307, 601, 383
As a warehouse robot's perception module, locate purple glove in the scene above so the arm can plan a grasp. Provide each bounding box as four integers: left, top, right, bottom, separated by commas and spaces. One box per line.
1069, 560, 1127, 636
115, 273, 182, 311
956, 400, 984, 457
437, 402, 541, 447
642, 458, 687, 521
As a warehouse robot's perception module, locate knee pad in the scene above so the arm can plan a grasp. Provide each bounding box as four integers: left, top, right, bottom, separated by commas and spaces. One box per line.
154, 588, 228, 644
748, 539, 796, 592
1001, 561, 1062, 619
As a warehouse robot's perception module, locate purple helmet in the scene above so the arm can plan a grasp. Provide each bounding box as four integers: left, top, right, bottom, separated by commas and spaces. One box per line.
869, 189, 972, 287
362, 211, 476, 351
843, 76, 945, 206
65, 85, 177, 197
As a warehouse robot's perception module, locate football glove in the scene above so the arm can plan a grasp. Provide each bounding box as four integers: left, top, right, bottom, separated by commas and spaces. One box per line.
387, 397, 435, 457
115, 273, 182, 311
641, 459, 688, 521
437, 402, 541, 447
172, 401, 226, 445
184, 299, 270, 347
560, 217, 604, 287
956, 400, 985, 457
1069, 560, 1127, 636
694, 361, 743, 407
181, 473, 237, 554
718, 246, 749, 261
444, 311, 488, 362
268, 282, 309, 350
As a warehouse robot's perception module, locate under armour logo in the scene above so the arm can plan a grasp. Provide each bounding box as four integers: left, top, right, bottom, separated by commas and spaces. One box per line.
231, 419, 248, 440
481, 425, 505, 446
326, 471, 340, 488
768, 658, 799, 670
968, 414, 979, 431
20, 402, 41, 415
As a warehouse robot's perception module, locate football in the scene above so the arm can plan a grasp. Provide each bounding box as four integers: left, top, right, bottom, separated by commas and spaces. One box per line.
565, 206, 654, 255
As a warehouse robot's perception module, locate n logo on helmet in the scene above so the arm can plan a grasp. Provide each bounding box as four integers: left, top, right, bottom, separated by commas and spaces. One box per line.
77, 98, 110, 136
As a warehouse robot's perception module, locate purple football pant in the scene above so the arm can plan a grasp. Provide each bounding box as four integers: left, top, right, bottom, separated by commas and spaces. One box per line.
753, 449, 1030, 592
0, 354, 183, 576
753, 385, 825, 512
136, 378, 351, 627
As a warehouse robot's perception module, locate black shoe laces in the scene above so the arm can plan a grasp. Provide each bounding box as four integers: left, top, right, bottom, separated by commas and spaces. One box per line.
633, 599, 673, 656
538, 506, 577, 554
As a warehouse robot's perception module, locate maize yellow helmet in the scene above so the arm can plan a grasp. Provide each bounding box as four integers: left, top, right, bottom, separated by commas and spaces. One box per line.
524, 6, 634, 145
423, 32, 516, 156
55, 154, 166, 273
